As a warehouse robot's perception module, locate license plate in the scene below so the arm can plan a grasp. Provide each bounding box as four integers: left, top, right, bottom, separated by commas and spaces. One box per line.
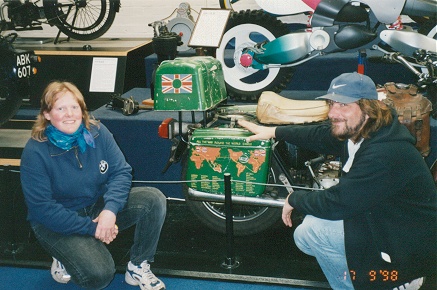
15, 53, 32, 78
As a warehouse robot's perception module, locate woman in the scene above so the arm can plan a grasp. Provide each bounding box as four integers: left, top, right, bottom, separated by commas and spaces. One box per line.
20, 81, 167, 290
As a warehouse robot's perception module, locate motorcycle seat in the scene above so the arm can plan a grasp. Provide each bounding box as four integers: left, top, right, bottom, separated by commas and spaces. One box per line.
256, 91, 329, 124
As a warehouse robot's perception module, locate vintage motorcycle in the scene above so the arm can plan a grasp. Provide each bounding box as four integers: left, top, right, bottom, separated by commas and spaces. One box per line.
214, 0, 437, 102
0, 1, 120, 125
0, 32, 39, 126
0, 0, 120, 42
158, 99, 338, 236
154, 43, 436, 236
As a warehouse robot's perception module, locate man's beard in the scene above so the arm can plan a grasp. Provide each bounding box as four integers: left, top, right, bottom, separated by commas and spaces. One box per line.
330, 113, 367, 140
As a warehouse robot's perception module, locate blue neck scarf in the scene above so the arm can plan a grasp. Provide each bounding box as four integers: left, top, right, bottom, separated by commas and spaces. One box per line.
45, 123, 95, 153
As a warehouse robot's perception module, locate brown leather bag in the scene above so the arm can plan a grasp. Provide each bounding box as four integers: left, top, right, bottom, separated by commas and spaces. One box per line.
383, 82, 433, 157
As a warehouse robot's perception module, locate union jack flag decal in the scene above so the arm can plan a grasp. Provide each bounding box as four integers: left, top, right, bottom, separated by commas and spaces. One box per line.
161, 74, 193, 94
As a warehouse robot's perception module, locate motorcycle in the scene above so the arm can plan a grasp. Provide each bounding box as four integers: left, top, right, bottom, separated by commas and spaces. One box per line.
159, 103, 339, 236
0, 0, 120, 43
155, 46, 436, 236
214, 0, 437, 103
0, 1, 120, 125
0, 32, 39, 126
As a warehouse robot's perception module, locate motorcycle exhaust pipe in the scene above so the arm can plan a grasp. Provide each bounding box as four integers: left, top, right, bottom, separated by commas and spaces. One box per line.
187, 188, 285, 208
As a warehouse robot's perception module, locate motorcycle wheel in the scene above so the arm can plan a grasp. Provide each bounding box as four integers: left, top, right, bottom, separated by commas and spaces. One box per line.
43, 0, 117, 41
418, 17, 437, 118
0, 78, 22, 126
417, 17, 437, 39
181, 156, 282, 236
215, 10, 294, 101
219, 0, 249, 10
219, 0, 233, 9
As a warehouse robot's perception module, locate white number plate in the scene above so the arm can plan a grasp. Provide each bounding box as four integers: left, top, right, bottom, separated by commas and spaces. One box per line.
16, 53, 32, 78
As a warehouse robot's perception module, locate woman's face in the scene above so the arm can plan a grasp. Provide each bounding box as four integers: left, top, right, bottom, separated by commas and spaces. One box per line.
43, 91, 83, 134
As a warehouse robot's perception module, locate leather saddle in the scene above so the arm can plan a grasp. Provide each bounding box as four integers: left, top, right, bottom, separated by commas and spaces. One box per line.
256, 91, 329, 124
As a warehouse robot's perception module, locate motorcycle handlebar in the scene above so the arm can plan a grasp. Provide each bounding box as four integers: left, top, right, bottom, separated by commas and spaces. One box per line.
305, 156, 325, 167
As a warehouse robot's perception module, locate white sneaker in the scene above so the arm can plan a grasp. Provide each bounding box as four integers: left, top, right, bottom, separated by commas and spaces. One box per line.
51, 257, 71, 284
393, 277, 424, 290
125, 261, 165, 290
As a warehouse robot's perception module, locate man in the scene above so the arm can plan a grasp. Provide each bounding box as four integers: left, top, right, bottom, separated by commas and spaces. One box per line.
239, 72, 436, 290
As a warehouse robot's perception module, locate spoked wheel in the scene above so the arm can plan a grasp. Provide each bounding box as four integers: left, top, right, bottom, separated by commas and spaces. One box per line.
215, 10, 294, 101
181, 155, 282, 236
43, 0, 118, 41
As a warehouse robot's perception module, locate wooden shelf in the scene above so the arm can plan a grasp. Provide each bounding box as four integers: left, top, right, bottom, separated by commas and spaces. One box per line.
15, 38, 153, 56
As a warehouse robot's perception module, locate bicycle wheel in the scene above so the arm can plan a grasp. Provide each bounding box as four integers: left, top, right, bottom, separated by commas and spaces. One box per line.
43, 0, 118, 41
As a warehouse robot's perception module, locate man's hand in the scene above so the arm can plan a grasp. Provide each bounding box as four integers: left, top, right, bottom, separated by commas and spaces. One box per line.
93, 210, 118, 244
282, 200, 294, 228
238, 119, 276, 142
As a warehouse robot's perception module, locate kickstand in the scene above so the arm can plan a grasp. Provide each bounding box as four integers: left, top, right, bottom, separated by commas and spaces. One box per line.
53, 4, 75, 44
54, 28, 70, 44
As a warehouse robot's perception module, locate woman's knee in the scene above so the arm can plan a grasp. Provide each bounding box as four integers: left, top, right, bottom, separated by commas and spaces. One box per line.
75, 260, 115, 289
131, 186, 167, 214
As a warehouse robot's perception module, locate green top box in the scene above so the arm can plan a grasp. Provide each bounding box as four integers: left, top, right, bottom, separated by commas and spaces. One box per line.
154, 56, 227, 111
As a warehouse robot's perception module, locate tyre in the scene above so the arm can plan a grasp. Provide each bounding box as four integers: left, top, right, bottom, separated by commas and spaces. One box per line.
219, 0, 234, 9
219, 0, 257, 11
417, 17, 436, 39
43, 0, 118, 41
417, 17, 437, 118
215, 10, 294, 101
181, 154, 283, 236
0, 34, 28, 126
0, 79, 22, 126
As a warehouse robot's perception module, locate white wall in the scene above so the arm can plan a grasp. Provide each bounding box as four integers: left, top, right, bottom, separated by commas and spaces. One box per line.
8, 0, 260, 40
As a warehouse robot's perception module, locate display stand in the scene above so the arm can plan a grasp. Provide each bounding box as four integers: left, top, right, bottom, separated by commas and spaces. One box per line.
15, 38, 154, 110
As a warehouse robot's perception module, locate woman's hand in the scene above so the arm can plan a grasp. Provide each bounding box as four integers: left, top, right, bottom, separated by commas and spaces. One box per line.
93, 210, 118, 244
238, 119, 276, 142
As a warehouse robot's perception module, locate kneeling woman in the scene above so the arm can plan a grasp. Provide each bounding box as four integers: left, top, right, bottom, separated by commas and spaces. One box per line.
20, 81, 167, 290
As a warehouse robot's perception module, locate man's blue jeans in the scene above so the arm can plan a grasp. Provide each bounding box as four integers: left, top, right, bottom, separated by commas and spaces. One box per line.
31, 186, 167, 289
294, 215, 354, 290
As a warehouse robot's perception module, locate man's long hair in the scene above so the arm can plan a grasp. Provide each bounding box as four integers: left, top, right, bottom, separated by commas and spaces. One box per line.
357, 99, 393, 140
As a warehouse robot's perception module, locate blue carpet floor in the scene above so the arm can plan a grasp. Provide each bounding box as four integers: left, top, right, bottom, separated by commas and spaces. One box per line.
0, 266, 311, 290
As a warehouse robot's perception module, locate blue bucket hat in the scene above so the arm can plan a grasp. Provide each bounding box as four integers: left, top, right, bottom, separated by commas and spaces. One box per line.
316, 72, 378, 103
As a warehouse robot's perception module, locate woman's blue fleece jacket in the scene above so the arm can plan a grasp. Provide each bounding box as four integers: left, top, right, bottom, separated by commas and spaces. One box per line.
20, 123, 132, 236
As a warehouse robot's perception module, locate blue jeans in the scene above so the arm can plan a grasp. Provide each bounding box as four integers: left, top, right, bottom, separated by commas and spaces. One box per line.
293, 215, 354, 290
32, 186, 167, 289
